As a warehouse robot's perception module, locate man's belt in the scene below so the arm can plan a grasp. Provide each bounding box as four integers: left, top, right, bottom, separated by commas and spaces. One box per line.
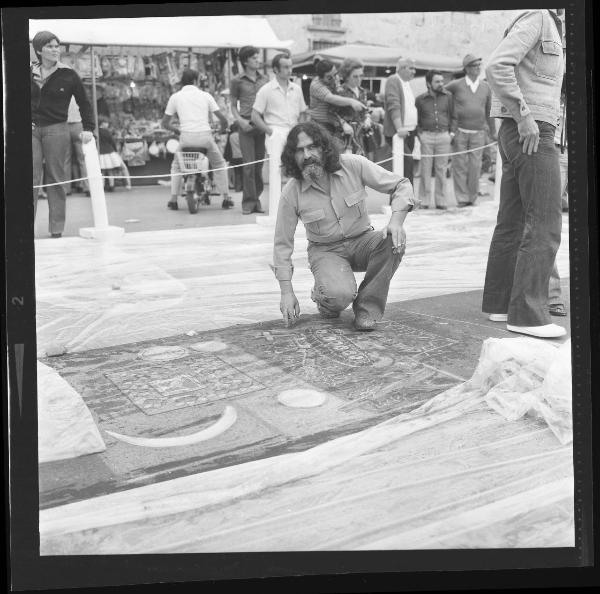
458, 127, 482, 134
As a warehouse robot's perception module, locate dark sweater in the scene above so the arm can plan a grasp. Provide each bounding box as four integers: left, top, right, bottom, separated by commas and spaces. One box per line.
444, 77, 492, 131
31, 62, 95, 131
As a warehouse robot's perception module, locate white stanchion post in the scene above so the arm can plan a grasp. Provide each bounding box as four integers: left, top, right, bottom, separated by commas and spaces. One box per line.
256, 127, 288, 227
79, 139, 125, 240
493, 146, 502, 202
392, 134, 404, 177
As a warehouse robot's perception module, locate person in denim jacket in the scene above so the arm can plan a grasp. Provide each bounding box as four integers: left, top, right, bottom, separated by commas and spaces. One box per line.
482, 9, 567, 338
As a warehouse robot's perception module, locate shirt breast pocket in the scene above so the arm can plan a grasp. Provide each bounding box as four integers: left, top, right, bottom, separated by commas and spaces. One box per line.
300, 208, 325, 234
534, 40, 563, 80
344, 189, 367, 217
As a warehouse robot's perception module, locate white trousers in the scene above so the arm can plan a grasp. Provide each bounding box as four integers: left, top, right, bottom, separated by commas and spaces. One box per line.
265, 126, 291, 218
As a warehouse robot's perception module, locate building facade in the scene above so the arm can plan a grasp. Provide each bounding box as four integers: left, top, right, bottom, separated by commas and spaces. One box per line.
266, 10, 525, 63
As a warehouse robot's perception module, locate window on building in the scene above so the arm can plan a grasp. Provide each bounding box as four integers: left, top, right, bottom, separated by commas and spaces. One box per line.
311, 39, 342, 51
311, 14, 342, 28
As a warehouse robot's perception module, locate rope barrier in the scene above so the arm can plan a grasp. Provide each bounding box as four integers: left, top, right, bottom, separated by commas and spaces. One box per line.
33, 142, 498, 189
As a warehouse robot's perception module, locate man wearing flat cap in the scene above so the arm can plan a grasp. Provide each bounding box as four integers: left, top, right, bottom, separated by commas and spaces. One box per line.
445, 54, 496, 207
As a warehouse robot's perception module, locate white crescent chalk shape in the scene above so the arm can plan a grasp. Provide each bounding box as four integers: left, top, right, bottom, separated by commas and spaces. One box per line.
104, 406, 237, 448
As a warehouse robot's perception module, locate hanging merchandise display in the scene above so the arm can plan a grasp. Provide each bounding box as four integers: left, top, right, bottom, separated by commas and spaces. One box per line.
67, 44, 238, 184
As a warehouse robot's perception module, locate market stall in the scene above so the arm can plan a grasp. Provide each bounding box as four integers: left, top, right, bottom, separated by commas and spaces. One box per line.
292, 42, 464, 98
29, 16, 292, 185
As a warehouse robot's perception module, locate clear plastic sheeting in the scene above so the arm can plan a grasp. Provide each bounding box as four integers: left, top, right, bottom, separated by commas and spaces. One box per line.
39, 337, 573, 553
37, 361, 106, 463
481, 338, 572, 444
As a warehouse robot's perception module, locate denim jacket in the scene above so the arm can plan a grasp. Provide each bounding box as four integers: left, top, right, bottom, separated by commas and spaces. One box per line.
486, 10, 564, 127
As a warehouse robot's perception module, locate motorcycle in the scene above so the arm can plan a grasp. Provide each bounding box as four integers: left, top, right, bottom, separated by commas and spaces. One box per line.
174, 147, 212, 214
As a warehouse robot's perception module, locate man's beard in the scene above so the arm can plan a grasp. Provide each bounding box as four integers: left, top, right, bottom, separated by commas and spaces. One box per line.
301, 158, 325, 182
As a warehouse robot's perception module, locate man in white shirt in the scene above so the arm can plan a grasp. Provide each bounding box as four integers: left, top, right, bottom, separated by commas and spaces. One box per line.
251, 53, 308, 219
383, 57, 418, 183
162, 69, 233, 211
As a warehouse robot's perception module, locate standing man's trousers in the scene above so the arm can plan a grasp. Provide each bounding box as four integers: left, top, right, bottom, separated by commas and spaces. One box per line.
482, 119, 562, 327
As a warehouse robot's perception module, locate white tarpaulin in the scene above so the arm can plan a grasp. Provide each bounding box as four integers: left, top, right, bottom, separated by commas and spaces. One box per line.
40, 337, 573, 553
29, 16, 292, 49
38, 361, 106, 463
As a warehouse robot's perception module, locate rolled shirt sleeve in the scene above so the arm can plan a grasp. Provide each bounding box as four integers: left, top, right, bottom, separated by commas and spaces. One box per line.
271, 185, 300, 280
355, 155, 419, 211
485, 11, 543, 122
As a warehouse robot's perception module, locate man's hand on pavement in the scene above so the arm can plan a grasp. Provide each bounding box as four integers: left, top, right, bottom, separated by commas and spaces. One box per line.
280, 292, 300, 327
517, 114, 540, 155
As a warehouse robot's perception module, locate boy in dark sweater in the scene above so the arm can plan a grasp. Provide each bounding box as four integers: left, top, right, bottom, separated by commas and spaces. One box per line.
445, 55, 497, 206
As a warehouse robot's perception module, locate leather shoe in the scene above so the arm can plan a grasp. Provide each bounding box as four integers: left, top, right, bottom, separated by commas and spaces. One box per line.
242, 209, 253, 215
253, 206, 265, 214
167, 201, 178, 210
50, 233, 62, 238
507, 323, 566, 338
222, 198, 233, 209
353, 314, 377, 331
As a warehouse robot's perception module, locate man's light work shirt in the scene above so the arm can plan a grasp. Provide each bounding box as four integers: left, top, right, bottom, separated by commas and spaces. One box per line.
272, 154, 418, 280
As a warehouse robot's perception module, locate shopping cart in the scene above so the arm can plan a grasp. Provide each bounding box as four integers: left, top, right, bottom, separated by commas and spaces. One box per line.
175, 147, 211, 214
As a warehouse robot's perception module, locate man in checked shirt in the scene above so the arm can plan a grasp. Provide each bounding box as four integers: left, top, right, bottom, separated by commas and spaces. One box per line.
272, 122, 419, 331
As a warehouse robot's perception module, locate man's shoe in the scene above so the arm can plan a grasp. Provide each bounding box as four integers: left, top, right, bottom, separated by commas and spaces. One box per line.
253, 206, 265, 214
489, 313, 508, 322
507, 323, 567, 338
242, 209, 253, 215
353, 314, 377, 331
222, 198, 233, 209
435, 205, 447, 210
167, 201, 178, 210
50, 233, 62, 238
548, 303, 567, 317
317, 303, 340, 319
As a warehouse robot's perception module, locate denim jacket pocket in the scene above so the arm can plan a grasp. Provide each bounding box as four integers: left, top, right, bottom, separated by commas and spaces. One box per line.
301, 208, 325, 234
534, 41, 563, 80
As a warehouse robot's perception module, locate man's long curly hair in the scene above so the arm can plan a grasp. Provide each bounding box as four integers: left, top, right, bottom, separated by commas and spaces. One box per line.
280, 122, 341, 180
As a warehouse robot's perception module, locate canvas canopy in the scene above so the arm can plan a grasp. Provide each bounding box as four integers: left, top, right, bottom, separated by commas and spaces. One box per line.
293, 43, 463, 72
29, 16, 292, 49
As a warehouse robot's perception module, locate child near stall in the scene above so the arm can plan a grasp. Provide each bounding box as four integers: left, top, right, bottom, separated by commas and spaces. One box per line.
98, 117, 132, 191
224, 121, 243, 193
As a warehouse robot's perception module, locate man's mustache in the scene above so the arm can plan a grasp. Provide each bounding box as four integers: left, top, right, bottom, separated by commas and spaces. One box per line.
302, 157, 322, 168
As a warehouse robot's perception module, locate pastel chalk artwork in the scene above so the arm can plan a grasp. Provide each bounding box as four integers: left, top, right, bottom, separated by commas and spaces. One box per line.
104, 405, 237, 447
278, 388, 328, 408
190, 341, 228, 353
138, 345, 189, 361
